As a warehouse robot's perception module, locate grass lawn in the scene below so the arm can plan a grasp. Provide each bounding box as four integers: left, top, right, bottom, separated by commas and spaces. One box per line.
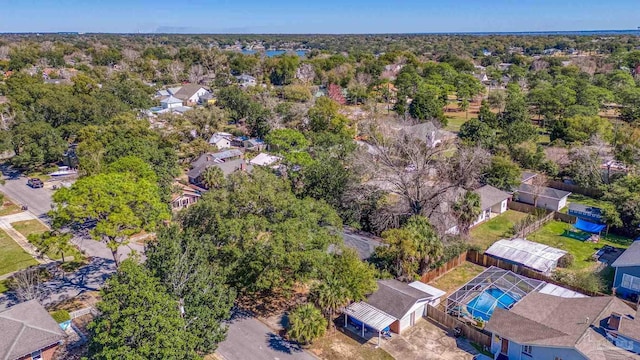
0, 280, 8, 293
0, 229, 37, 276
427, 262, 485, 297
310, 329, 394, 360
11, 220, 49, 238
444, 115, 469, 133
560, 194, 614, 214
470, 210, 529, 250
0, 197, 22, 216
527, 221, 633, 271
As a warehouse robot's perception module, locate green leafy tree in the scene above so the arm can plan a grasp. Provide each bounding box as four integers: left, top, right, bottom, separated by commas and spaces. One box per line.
452, 191, 481, 236
146, 226, 235, 354
265, 128, 309, 152
600, 203, 622, 236
88, 260, 199, 360
28, 231, 74, 262
458, 118, 495, 148
484, 156, 522, 191
51, 164, 169, 265
11, 121, 67, 169
287, 304, 327, 345
409, 86, 446, 124
200, 166, 226, 190
309, 97, 340, 133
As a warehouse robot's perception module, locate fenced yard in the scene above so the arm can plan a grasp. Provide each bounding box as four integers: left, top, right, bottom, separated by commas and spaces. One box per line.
470, 210, 528, 250
427, 262, 486, 298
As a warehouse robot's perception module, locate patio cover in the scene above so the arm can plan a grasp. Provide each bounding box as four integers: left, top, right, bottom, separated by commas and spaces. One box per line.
343, 302, 396, 332
574, 218, 605, 234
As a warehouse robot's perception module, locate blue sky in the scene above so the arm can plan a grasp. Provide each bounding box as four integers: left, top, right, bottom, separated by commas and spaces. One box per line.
0, 0, 637, 34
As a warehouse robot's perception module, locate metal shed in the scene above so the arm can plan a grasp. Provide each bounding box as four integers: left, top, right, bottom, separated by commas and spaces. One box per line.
485, 238, 568, 275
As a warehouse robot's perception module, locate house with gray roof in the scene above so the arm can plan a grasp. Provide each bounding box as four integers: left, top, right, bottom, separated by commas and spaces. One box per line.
485, 292, 640, 359
516, 183, 571, 211
343, 279, 445, 343
187, 150, 247, 187
0, 300, 66, 360
473, 185, 512, 227
612, 240, 640, 298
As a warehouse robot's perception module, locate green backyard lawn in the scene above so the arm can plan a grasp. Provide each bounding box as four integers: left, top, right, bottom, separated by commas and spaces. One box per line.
0, 229, 37, 276
444, 115, 468, 133
527, 221, 633, 271
470, 210, 529, 250
428, 261, 485, 297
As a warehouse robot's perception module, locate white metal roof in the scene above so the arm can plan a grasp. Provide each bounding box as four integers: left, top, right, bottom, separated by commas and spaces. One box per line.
408, 281, 446, 299
539, 283, 588, 298
485, 238, 567, 274
250, 153, 281, 166
343, 302, 396, 331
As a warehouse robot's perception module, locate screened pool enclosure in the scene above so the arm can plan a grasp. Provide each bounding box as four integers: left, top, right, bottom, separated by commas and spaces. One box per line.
446, 267, 546, 322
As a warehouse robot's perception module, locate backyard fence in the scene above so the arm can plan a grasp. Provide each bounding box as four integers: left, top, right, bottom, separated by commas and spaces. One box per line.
547, 180, 603, 198
513, 211, 555, 238
426, 305, 492, 348
69, 307, 97, 319
420, 252, 468, 283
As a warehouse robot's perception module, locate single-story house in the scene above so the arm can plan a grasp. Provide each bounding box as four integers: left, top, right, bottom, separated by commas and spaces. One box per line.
568, 203, 603, 223
249, 153, 281, 167
243, 138, 266, 151
612, 240, 640, 299
520, 171, 538, 185
170, 183, 203, 211
237, 74, 257, 87
187, 150, 245, 185
0, 300, 66, 360
516, 183, 571, 211
473, 185, 511, 226
160, 95, 183, 109
172, 84, 211, 106
485, 238, 568, 275
208, 132, 233, 149
343, 279, 445, 344
485, 292, 640, 359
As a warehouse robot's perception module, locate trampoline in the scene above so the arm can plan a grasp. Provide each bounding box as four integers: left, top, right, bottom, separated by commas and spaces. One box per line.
466, 288, 517, 321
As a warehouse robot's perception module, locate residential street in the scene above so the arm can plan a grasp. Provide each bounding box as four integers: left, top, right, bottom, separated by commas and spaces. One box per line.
0, 169, 55, 219
217, 310, 316, 360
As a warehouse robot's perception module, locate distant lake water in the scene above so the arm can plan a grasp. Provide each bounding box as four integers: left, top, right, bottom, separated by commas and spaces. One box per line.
241, 49, 307, 57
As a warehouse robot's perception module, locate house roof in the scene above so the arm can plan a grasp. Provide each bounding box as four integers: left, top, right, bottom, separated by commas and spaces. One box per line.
475, 185, 511, 210
399, 122, 455, 144
611, 240, 640, 268
343, 302, 396, 332
173, 84, 208, 101
0, 300, 66, 360
485, 238, 567, 274
365, 279, 436, 319
517, 183, 571, 200
209, 134, 231, 145
339, 227, 384, 260
618, 316, 640, 342
485, 293, 640, 360
160, 95, 183, 104
520, 171, 538, 183
249, 153, 281, 166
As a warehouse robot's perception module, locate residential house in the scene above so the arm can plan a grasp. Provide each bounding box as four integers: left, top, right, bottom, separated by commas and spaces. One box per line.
343, 280, 445, 344
161, 96, 183, 109
242, 138, 266, 151
187, 149, 245, 186
249, 153, 281, 167
473, 185, 511, 226
208, 132, 233, 149
485, 238, 568, 275
612, 240, 640, 299
0, 300, 66, 360
171, 183, 203, 211
520, 171, 538, 185
516, 183, 571, 211
485, 292, 640, 359
606, 310, 640, 355
236, 74, 257, 88
172, 84, 211, 106
398, 121, 456, 148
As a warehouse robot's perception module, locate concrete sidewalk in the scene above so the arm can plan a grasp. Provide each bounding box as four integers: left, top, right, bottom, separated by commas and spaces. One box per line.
0, 211, 51, 265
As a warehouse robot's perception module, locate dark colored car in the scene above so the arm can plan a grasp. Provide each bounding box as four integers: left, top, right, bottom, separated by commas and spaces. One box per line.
27, 178, 44, 188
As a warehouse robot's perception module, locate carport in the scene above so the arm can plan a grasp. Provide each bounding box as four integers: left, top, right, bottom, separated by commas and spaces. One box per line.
343, 302, 395, 346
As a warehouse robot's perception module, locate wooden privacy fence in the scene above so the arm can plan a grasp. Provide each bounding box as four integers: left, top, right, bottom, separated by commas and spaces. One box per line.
421, 252, 468, 283
548, 180, 603, 198
426, 305, 492, 348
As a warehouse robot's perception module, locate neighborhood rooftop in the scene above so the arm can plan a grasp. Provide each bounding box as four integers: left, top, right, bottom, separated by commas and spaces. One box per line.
0, 300, 66, 360
611, 240, 640, 268
517, 183, 572, 200
475, 185, 511, 211
366, 279, 437, 320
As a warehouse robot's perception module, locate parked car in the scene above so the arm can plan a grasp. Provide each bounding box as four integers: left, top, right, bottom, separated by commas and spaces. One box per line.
27, 178, 44, 188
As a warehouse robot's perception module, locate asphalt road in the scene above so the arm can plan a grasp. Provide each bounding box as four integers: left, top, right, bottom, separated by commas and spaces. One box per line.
217, 311, 316, 360
0, 172, 54, 219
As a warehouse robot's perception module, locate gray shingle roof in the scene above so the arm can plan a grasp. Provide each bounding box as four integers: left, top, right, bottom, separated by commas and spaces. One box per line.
611, 240, 640, 268
474, 185, 511, 210
0, 300, 66, 360
365, 279, 435, 319
517, 183, 571, 200
485, 293, 640, 360
173, 84, 208, 101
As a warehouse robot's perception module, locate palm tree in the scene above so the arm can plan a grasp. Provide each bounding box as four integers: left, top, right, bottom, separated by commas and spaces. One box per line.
452, 191, 482, 236
200, 166, 225, 189
287, 304, 327, 345
404, 216, 444, 274
310, 277, 350, 328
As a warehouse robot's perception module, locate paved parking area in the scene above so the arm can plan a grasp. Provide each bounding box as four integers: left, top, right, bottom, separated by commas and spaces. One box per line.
381, 320, 477, 360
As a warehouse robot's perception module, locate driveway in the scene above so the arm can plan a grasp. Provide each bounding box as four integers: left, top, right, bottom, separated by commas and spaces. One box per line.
217, 310, 315, 360
381, 320, 478, 360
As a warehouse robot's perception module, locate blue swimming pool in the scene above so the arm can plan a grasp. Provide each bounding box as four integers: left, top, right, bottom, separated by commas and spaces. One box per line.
466, 288, 518, 321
